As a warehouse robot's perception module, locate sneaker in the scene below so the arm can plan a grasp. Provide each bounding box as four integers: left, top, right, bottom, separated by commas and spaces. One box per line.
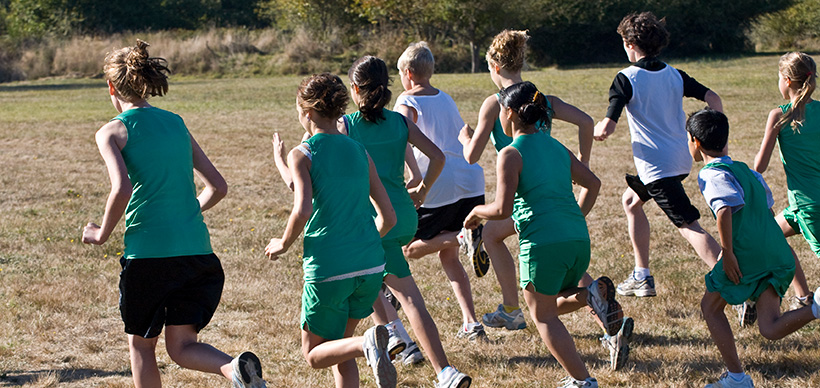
704, 371, 754, 387
587, 276, 624, 336
362, 325, 397, 388
460, 225, 490, 277
616, 274, 656, 297
395, 341, 425, 365
482, 304, 527, 330
230, 351, 267, 388
600, 316, 633, 370
733, 301, 757, 328
386, 331, 407, 358
788, 291, 813, 311
435, 366, 472, 388
383, 284, 401, 311
557, 376, 598, 388
455, 323, 488, 341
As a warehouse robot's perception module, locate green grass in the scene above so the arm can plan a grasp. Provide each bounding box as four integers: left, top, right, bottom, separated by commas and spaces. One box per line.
1, 54, 819, 387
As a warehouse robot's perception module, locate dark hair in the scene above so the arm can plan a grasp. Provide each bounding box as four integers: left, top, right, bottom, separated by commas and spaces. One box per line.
686, 108, 729, 152
617, 12, 669, 58
498, 81, 553, 129
297, 73, 349, 120
104, 39, 171, 102
348, 56, 392, 122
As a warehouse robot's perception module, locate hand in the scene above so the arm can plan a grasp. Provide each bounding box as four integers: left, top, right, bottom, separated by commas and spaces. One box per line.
719, 249, 742, 285
265, 238, 287, 261
272, 133, 286, 161
463, 210, 482, 230
458, 124, 474, 146
407, 184, 427, 209
405, 175, 422, 190
593, 120, 614, 141
81, 222, 105, 245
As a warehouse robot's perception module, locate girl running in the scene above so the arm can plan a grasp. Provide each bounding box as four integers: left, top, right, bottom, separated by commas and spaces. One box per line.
81, 40, 266, 388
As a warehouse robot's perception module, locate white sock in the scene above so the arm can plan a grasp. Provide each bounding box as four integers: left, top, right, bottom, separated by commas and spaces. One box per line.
390, 319, 413, 344
437, 365, 453, 381
633, 267, 650, 281
464, 321, 482, 330
728, 371, 747, 381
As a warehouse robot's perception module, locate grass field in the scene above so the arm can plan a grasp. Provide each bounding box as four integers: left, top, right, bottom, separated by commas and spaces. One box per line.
1, 54, 820, 387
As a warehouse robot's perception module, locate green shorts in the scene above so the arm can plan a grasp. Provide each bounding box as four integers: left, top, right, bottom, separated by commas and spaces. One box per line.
383, 238, 412, 279
519, 240, 590, 296
783, 204, 820, 258
300, 272, 382, 340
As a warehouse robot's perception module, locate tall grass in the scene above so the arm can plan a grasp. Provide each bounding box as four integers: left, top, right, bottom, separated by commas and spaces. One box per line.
0, 55, 819, 387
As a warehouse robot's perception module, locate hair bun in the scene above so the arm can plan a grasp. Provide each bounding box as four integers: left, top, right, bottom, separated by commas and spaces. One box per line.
125, 40, 150, 71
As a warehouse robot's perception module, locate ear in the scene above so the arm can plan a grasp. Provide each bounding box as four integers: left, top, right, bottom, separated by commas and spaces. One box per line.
785, 77, 793, 88
107, 80, 116, 96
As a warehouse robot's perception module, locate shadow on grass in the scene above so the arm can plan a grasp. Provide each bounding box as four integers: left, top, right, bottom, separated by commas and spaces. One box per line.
0, 82, 104, 93
0, 368, 128, 386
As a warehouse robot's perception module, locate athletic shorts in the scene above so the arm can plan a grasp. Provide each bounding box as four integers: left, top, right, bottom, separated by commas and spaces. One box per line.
301, 272, 382, 340
383, 239, 412, 279
415, 195, 485, 240
783, 204, 820, 257
626, 174, 700, 227
519, 240, 590, 296
119, 253, 224, 338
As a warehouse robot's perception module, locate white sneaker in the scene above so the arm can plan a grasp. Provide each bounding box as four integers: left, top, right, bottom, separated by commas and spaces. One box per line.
616, 274, 656, 297
362, 325, 397, 388
557, 376, 598, 388
787, 292, 812, 311
587, 276, 624, 336
704, 371, 754, 387
455, 323, 488, 341
812, 287, 820, 319
395, 341, 425, 365
601, 316, 633, 370
435, 366, 471, 388
459, 225, 490, 277
733, 301, 757, 328
230, 351, 267, 388
482, 304, 526, 330
385, 323, 407, 357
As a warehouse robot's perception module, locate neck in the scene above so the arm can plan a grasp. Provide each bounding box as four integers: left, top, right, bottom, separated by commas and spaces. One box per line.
702, 152, 727, 165
309, 117, 341, 136
498, 70, 523, 89
512, 123, 538, 138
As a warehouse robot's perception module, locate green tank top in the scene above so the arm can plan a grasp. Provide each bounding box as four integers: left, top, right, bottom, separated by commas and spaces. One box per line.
116, 107, 212, 259
344, 109, 418, 243
702, 160, 794, 304
490, 93, 552, 152
301, 133, 385, 282
509, 131, 588, 246
778, 100, 820, 210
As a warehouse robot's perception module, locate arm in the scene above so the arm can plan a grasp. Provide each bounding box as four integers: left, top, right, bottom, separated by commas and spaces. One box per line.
704, 90, 723, 113
568, 149, 600, 216
407, 121, 444, 208
395, 103, 419, 124
464, 147, 521, 228
191, 134, 228, 211
265, 149, 313, 260
550, 95, 594, 165
404, 145, 422, 189
754, 108, 784, 173
272, 133, 294, 191
367, 154, 397, 237
596, 74, 630, 141
460, 95, 499, 164
82, 121, 132, 245
715, 206, 741, 284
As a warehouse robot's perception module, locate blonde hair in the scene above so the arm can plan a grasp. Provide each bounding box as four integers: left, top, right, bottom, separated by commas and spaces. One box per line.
777, 52, 817, 132
104, 40, 170, 103
397, 41, 434, 79
486, 30, 529, 72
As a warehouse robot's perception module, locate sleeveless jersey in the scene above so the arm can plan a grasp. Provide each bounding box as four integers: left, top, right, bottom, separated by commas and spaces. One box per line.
777, 100, 820, 210
490, 93, 552, 152
115, 107, 211, 259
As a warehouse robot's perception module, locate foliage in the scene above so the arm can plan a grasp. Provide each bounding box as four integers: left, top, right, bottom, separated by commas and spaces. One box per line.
749, 0, 820, 51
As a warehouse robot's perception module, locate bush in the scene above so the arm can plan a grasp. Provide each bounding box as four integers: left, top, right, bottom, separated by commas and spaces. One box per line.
749, 0, 820, 51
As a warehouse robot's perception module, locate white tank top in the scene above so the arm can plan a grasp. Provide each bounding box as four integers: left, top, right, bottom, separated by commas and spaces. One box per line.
395, 91, 485, 207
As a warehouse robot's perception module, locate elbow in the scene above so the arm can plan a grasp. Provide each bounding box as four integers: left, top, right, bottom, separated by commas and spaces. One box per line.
431, 149, 446, 165
113, 184, 132, 201
213, 181, 228, 201
384, 211, 398, 231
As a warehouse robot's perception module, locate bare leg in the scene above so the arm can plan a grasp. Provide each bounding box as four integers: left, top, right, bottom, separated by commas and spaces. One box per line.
164, 324, 233, 378
371, 291, 399, 326
385, 274, 449, 373
484, 218, 519, 308
301, 319, 364, 369
776, 213, 811, 297
128, 335, 161, 388
701, 290, 742, 373
523, 284, 590, 381
439, 246, 478, 324
756, 286, 816, 340
623, 188, 650, 270
678, 220, 720, 269
403, 231, 460, 260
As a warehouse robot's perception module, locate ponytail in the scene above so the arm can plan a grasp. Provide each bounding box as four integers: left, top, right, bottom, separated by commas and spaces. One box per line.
348, 56, 392, 122
104, 40, 170, 102
776, 52, 817, 132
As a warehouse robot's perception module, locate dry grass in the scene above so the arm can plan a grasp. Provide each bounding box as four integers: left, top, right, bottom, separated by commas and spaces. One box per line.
1, 54, 820, 387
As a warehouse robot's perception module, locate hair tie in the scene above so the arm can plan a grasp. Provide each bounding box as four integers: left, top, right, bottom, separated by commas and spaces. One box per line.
808, 71, 813, 77
532, 91, 540, 102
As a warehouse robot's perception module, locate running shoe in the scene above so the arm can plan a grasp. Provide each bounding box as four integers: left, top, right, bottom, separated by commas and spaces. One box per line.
616, 274, 656, 297
600, 316, 633, 370
704, 371, 754, 387
230, 351, 267, 388
482, 304, 526, 330
459, 225, 490, 277
362, 325, 397, 388
435, 366, 472, 388
587, 276, 624, 336
395, 341, 425, 365
557, 376, 598, 388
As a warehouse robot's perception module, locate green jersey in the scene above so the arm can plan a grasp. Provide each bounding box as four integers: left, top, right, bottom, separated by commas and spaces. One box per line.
778, 100, 820, 210
116, 107, 211, 259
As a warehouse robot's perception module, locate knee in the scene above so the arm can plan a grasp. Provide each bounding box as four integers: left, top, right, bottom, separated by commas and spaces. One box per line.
403, 244, 421, 260
622, 192, 641, 212
700, 294, 723, 317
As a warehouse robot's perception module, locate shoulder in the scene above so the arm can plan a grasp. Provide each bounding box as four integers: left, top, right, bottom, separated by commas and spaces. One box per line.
97, 119, 128, 145
480, 94, 501, 113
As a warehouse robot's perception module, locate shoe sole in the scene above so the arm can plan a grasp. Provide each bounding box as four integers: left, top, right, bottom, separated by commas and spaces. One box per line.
611, 317, 634, 370
388, 341, 407, 358
454, 375, 472, 388
367, 326, 397, 388
470, 225, 490, 278
593, 277, 624, 336
233, 351, 266, 388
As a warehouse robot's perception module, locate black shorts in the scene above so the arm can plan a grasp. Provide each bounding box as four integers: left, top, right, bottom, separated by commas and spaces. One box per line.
415, 195, 485, 240
119, 253, 224, 338
625, 174, 700, 227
